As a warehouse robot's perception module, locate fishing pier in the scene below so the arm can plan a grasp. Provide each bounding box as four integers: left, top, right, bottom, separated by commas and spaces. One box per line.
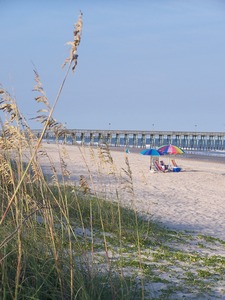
32, 129, 225, 151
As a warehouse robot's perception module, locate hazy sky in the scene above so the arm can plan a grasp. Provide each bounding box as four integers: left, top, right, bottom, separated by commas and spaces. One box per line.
1, 0, 225, 132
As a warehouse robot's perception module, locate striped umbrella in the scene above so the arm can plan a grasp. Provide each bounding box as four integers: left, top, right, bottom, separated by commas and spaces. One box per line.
157, 144, 184, 155
157, 144, 184, 168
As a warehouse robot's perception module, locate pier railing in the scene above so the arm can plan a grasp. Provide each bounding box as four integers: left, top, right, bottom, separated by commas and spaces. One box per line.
32, 129, 225, 151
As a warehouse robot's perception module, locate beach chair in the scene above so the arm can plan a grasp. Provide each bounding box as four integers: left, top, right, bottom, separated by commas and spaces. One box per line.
171, 159, 182, 172
154, 160, 167, 172
171, 159, 178, 167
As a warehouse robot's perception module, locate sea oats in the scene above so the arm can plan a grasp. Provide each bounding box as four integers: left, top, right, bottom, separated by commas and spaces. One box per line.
60, 156, 71, 178
62, 12, 83, 72
33, 69, 51, 110
121, 156, 134, 196
79, 175, 90, 194
0, 86, 22, 123
32, 69, 66, 136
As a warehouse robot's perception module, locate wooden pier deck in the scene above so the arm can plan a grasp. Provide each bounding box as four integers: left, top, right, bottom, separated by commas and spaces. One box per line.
32, 129, 225, 151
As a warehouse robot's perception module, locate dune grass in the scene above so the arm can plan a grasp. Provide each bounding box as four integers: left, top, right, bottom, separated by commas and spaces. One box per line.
1, 173, 225, 299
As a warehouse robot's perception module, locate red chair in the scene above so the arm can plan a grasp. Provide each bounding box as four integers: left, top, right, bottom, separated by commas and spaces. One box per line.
171, 159, 178, 167
154, 160, 167, 172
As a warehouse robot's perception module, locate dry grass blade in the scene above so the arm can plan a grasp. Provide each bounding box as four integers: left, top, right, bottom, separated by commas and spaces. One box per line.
121, 155, 134, 195
0, 85, 37, 143
58, 146, 71, 178
32, 69, 68, 137
62, 11, 83, 72
60, 156, 71, 178
97, 143, 117, 175
0, 86, 22, 123
0, 123, 27, 150
0, 153, 13, 185
32, 69, 59, 130
32, 69, 51, 110
79, 175, 91, 194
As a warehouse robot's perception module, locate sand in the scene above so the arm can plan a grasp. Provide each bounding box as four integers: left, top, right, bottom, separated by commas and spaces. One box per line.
38, 143, 225, 241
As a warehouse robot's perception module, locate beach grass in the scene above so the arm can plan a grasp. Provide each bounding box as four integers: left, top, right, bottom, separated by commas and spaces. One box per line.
1, 174, 225, 299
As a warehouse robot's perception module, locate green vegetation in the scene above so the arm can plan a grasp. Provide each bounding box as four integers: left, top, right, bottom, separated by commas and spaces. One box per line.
1, 182, 225, 299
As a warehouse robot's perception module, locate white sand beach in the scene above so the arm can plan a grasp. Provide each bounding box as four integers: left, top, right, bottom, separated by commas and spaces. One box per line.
38, 143, 225, 241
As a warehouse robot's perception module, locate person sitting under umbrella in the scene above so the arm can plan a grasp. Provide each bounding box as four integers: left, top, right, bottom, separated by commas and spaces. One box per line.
160, 160, 169, 171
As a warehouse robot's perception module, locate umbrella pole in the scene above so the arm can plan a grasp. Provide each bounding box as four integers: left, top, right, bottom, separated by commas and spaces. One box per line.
168, 155, 172, 170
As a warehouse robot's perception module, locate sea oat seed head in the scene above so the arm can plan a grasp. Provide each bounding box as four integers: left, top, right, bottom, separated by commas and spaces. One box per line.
62, 12, 83, 72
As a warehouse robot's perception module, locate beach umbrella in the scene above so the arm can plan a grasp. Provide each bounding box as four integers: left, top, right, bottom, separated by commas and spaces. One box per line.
140, 148, 161, 169
140, 149, 161, 156
157, 144, 184, 168
157, 144, 185, 155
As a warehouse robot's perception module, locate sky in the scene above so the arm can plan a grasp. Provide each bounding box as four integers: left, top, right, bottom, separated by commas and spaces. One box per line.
1, 0, 225, 132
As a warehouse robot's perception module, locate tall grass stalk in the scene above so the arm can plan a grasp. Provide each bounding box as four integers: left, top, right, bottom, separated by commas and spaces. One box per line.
122, 155, 145, 299
78, 145, 117, 298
